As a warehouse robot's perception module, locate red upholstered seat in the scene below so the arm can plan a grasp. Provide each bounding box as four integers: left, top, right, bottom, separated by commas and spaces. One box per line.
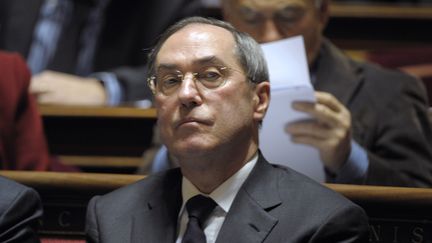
41, 238, 85, 243
367, 47, 432, 105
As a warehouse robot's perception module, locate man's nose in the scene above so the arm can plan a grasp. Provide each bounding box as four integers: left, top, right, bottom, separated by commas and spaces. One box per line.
260, 19, 284, 43
177, 75, 203, 108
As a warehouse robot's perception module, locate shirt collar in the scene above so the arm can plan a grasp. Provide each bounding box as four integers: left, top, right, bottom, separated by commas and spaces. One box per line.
180, 153, 258, 214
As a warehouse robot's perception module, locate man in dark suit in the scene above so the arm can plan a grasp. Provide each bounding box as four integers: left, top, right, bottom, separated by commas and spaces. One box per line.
221, 0, 432, 186
86, 17, 369, 243
0, 176, 43, 243
0, 0, 201, 106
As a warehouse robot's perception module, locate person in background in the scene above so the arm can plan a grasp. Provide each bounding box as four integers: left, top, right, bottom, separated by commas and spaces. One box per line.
221, 0, 432, 186
86, 17, 369, 243
0, 176, 43, 243
0, 0, 202, 106
0, 51, 76, 171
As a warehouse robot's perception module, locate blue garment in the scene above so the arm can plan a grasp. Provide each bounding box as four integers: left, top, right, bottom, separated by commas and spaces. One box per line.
326, 140, 369, 183
150, 146, 173, 173
27, 0, 72, 74
76, 0, 110, 76
27, 0, 122, 105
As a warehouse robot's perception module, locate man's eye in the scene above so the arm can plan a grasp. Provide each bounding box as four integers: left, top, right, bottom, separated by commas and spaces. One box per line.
199, 71, 221, 82
162, 76, 181, 87
275, 8, 304, 24
238, 7, 263, 25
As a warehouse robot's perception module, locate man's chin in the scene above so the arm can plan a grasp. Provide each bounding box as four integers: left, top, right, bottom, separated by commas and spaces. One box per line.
171, 142, 214, 158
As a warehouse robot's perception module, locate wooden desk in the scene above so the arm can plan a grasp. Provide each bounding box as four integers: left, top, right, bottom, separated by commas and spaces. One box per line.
326, 3, 432, 50
0, 171, 143, 239
39, 105, 157, 118
39, 105, 157, 173
330, 3, 432, 19
1, 171, 431, 242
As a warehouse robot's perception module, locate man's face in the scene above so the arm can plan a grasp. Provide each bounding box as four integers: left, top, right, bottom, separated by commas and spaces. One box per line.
153, 24, 266, 162
222, 0, 327, 65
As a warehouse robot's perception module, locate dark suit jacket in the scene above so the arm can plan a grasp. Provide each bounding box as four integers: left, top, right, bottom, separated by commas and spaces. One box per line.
0, 51, 51, 170
315, 40, 432, 187
0, 0, 202, 102
0, 176, 43, 243
86, 154, 369, 243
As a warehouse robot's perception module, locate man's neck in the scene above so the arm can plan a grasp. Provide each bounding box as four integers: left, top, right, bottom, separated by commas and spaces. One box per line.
178, 144, 258, 194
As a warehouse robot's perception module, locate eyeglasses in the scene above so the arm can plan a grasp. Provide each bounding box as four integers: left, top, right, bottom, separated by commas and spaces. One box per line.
147, 66, 232, 96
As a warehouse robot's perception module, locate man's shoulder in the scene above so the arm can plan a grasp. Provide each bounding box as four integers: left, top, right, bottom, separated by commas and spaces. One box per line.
0, 176, 40, 212
360, 60, 418, 86
272, 164, 350, 202
90, 168, 181, 209
271, 163, 364, 218
248, 160, 367, 235
257, 160, 357, 209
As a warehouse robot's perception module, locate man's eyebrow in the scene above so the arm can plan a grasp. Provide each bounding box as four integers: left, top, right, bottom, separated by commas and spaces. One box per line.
192, 56, 227, 66
157, 56, 227, 71
157, 63, 178, 71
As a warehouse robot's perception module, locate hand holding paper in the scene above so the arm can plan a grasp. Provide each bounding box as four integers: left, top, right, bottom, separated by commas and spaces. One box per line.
259, 36, 325, 182
259, 36, 353, 182
288, 91, 352, 175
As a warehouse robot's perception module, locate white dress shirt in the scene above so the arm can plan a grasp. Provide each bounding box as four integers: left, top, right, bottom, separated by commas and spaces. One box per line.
175, 153, 258, 243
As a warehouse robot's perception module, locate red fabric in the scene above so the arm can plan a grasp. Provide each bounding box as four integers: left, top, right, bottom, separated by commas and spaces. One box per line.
366, 47, 432, 104
41, 238, 85, 243
0, 51, 78, 171
366, 46, 432, 69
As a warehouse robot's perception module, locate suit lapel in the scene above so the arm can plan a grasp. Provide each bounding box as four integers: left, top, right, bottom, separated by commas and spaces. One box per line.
216, 154, 281, 243
314, 39, 364, 106
130, 169, 183, 243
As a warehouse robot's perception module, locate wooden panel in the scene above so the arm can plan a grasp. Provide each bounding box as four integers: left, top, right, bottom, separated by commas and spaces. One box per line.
0, 171, 144, 238
330, 3, 432, 19
39, 105, 157, 173
39, 105, 156, 118
59, 155, 144, 168
1, 171, 432, 241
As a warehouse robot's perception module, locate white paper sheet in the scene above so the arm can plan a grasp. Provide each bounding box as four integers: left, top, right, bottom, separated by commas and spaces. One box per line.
259, 36, 325, 182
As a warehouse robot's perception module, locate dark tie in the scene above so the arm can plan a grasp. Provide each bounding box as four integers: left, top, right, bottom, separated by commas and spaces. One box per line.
182, 195, 217, 243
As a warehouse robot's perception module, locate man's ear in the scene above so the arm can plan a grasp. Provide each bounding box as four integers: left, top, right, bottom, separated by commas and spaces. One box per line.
253, 81, 270, 122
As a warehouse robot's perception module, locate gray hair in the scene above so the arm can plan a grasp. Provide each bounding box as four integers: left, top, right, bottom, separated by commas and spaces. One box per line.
147, 16, 269, 85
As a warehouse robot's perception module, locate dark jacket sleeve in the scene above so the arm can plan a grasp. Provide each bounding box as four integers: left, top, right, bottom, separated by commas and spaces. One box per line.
0, 177, 43, 243
309, 202, 369, 243
365, 71, 432, 187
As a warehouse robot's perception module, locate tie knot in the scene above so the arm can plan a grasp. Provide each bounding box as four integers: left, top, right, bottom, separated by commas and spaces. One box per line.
185, 195, 217, 224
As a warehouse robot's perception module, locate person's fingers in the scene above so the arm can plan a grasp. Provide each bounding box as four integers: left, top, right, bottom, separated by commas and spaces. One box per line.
29, 77, 50, 94
285, 120, 330, 139
315, 91, 344, 113
35, 92, 57, 104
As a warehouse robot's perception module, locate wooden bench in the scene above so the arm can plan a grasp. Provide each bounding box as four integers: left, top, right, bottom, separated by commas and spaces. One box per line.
1, 171, 432, 242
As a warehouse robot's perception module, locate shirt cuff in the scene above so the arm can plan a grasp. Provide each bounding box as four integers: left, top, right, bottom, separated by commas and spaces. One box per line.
326, 140, 369, 184
91, 72, 122, 106
151, 146, 171, 173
